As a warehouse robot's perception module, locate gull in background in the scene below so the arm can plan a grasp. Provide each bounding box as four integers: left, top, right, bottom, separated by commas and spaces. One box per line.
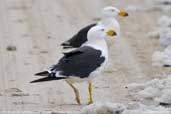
61, 6, 128, 49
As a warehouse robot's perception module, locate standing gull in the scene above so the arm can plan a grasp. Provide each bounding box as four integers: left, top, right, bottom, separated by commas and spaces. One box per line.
31, 26, 117, 105
61, 6, 128, 49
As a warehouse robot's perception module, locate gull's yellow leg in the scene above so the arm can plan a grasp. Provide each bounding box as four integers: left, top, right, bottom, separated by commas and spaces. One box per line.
88, 82, 93, 105
66, 80, 81, 105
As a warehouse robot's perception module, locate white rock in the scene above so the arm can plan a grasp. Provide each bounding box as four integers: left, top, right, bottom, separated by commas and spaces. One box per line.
127, 79, 164, 101
126, 83, 145, 94
158, 16, 171, 28
162, 75, 171, 89
152, 45, 171, 66
124, 76, 171, 114
123, 109, 170, 114
158, 89, 171, 104
152, 51, 164, 66
161, 6, 171, 12
162, 45, 171, 65
82, 102, 126, 114
137, 87, 161, 99
123, 107, 170, 114
124, 102, 171, 114
159, 28, 171, 47
144, 79, 164, 89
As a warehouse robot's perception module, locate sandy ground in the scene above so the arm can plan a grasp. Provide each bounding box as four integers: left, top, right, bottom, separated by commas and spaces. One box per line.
0, 0, 171, 113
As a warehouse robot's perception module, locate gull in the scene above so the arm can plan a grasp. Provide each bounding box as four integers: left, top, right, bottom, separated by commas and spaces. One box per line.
31, 26, 117, 105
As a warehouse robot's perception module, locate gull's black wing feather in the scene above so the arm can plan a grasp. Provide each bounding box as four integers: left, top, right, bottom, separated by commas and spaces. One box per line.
61, 23, 97, 48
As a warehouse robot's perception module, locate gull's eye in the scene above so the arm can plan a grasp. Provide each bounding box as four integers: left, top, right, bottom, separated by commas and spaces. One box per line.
101, 29, 105, 31
111, 9, 115, 12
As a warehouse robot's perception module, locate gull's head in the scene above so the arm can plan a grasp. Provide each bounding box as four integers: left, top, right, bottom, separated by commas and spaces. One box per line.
102, 6, 128, 18
87, 26, 117, 41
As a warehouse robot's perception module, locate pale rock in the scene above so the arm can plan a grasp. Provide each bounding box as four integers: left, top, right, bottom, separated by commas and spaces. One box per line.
82, 102, 126, 114
162, 45, 171, 65
158, 16, 171, 28
162, 75, 171, 89
125, 83, 145, 96
158, 89, 171, 104
159, 28, 171, 47
123, 105, 170, 114
144, 79, 164, 89
152, 51, 164, 66
137, 87, 161, 99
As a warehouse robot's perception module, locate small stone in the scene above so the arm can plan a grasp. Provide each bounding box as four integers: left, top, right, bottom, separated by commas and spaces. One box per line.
47, 36, 51, 39
12, 93, 29, 97
6, 45, 17, 51
147, 31, 160, 39
16, 19, 24, 23
5, 88, 22, 93
40, 50, 48, 54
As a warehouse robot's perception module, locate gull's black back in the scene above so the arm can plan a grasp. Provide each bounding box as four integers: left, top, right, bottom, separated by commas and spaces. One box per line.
54, 46, 105, 78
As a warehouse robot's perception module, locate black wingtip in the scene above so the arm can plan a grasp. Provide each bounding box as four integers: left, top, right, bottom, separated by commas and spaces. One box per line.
30, 77, 52, 83
30, 77, 66, 83
61, 41, 70, 46
35, 71, 49, 76
61, 41, 75, 49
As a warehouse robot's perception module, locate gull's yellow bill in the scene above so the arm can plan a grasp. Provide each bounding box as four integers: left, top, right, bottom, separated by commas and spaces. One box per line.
106, 29, 117, 37
119, 10, 129, 17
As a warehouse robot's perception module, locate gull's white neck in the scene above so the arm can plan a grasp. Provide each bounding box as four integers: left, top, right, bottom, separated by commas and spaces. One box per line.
82, 38, 108, 58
